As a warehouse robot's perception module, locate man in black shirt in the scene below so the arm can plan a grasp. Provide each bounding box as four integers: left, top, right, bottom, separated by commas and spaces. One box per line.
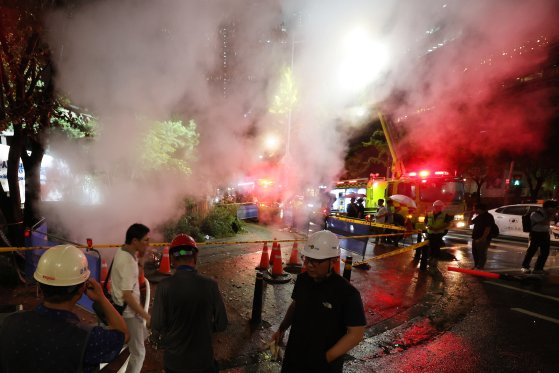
151, 234, 228, 373
470, 203, 495, 269
272, 230, 366, 373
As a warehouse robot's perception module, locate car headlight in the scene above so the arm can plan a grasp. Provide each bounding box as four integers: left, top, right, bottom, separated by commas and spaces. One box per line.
454, 214, 464, 221
418, 216, 425, 223
456, 221, 466, 228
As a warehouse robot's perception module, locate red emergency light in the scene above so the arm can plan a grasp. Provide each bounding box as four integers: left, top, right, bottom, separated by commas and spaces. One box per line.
24, 229, 31, 238
434, 171, 449, 176
419, 170, 430, 178
408, 172, 417, 177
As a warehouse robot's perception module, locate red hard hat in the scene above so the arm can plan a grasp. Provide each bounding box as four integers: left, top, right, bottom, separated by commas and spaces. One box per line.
170, 234, 198, 249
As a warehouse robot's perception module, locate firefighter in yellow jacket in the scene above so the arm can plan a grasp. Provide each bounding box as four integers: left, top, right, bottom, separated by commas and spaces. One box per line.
421, 200, 453, 270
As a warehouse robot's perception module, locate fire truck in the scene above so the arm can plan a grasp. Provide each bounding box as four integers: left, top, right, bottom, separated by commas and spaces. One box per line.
331, 113, 467, 228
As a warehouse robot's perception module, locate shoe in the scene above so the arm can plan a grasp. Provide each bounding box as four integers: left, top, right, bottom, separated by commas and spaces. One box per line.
520, 267, 531, 274
532, 269, 548, 275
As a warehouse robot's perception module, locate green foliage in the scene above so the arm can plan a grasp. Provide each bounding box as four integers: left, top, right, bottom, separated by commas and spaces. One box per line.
141, 119, 199, 174
160, 198, 205, 242
51, 102, 96, 139
269, 66, 298, 115
201, 204, 243, 238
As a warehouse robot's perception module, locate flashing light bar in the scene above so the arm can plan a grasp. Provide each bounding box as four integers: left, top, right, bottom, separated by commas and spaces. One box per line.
419, 170, 430, 178
434, 171, 449, 176
408, 172, 417, 177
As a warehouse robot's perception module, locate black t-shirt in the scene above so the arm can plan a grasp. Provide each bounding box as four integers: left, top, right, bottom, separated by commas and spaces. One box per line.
472, 211, 495, 240
282, 273, 366, 373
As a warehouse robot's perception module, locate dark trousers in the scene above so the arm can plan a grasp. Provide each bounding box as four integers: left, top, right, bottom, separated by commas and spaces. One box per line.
522, 231, 551, 270
414, 232, 424, 259
472, 238, 490, 269
427, 233, 445, 259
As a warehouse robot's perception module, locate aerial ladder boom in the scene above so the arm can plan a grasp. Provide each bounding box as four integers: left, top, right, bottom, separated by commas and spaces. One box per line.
378, 112, 406, 179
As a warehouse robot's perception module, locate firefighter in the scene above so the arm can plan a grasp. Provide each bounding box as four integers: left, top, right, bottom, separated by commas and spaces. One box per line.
422, 200, 453, 270
0, 245, 128, 373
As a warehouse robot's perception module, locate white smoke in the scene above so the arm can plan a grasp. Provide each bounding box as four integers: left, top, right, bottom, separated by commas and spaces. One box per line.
44, 0, 559, 242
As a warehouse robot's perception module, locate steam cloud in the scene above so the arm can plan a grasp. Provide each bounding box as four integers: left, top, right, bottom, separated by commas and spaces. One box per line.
44, 0, 559, 243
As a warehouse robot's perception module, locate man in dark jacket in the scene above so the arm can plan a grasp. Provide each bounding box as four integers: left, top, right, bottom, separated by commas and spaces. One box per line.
470, 203, 496, 269
521, 200, 558, 274
151, 234, 228, 373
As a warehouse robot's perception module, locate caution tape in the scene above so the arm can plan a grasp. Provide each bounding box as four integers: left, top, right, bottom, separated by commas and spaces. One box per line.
332, 216, 408, 231
351, 240, 430, 267
0, 228, 423, 253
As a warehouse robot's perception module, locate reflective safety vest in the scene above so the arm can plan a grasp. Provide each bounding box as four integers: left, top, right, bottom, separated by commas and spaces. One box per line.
426, 212, 449, 234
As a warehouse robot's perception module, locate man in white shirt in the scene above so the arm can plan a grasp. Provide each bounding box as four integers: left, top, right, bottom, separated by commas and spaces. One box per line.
111, 223, 151, 373
374, 199, 388, 244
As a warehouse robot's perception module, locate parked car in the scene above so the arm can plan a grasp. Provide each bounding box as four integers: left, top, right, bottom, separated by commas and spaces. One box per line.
487, 204, 558, 241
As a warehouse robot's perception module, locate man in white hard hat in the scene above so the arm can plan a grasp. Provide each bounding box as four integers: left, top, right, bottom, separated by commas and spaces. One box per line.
0, 245, 129, 373
422, 200, 453, 270
272, 230, 366, 373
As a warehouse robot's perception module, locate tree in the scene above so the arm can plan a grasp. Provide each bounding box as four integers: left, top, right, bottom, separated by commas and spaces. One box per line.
1, 1, 91, 245
141, 119, 199, 174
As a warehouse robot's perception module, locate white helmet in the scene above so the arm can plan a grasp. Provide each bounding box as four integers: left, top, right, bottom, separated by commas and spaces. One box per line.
302, 230, 340, 260
433, 200, 445, 208
34, 245, 90, 286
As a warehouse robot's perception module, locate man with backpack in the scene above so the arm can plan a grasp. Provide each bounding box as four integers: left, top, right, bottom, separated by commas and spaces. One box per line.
521, 200, 558, 274
470, 203, 496, 270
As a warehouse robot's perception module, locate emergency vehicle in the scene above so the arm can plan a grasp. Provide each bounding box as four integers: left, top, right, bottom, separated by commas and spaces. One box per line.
331, 113, 467, 228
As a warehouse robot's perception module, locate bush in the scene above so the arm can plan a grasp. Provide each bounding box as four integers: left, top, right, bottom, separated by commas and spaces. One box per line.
201, 204, 243, 238
159, 199, 244, 242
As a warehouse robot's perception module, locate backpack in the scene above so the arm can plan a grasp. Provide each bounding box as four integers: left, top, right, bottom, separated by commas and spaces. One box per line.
490, 222, 500, 238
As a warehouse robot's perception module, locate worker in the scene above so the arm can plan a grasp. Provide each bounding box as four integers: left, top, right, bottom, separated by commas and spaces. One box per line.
151, 234, 228, 373
271, 230, 366, 372
0, 245, 128, 373
423, 200, 453, 270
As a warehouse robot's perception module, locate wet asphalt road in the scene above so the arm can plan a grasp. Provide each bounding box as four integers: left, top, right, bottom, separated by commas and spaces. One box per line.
142, 225, 559, 372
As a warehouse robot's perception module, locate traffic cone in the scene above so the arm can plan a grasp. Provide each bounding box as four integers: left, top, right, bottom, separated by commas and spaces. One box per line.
333, 257, 341, 275
301, 261, 307, 273
271, 244, 284, 276
256, 242, 270, 270
284, 242, 302, 274
158, 247, 172, 275
138, 266, 146, 287
269, 239, 278, 266
100, 258, 108, 286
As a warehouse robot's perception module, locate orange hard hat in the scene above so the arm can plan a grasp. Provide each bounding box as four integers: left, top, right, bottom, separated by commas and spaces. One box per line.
170, 234, 198, 249
170, 234, 198, 257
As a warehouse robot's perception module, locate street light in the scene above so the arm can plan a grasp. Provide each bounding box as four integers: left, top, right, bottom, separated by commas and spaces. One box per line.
337, 27, 389, 94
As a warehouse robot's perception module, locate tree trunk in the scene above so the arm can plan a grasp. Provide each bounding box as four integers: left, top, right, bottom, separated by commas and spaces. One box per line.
6, 127, 24, 246
22, 137, 45, 228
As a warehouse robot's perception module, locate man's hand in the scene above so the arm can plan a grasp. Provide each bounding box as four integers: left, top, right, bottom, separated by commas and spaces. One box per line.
84, 278, 106, 302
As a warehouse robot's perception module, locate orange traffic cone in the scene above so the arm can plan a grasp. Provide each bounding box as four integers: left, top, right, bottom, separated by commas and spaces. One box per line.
287, 242, 301, 266
269, 239, 278, 266
138, 266, 146, 287
158, 247, 172, 275
284, 242, 303, 274
333, 257, 341, 275
100, 258, 108, 286
271, 244, 284, 276
256, 242, 270, 270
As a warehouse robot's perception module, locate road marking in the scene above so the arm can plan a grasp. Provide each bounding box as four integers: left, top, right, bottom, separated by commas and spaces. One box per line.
511, 308, 559, 325
489, 266, 559, 273
488, 249, 507, 253
485, 281, 559, 302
